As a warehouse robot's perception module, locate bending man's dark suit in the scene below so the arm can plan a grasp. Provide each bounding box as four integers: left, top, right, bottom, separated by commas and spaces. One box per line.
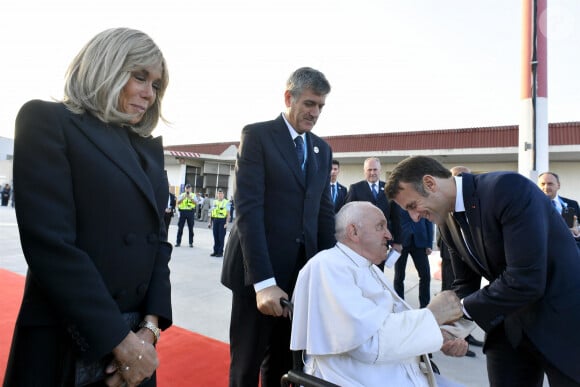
221, 114, 335, 386
5, 100, 172, 385
439, 172, 580, 383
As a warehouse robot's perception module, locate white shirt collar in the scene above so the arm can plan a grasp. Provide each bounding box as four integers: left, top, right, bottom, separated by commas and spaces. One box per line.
282, 113, 305, 142
553, 195, 567, 210
454, 175, 466, 212
336, 242, 373, 268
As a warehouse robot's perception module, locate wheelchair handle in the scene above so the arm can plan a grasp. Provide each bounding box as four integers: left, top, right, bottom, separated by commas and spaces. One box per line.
280, 298, 293, 313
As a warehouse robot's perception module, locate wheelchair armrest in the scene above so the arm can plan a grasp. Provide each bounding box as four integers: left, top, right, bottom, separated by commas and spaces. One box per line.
280, 369, 341, 387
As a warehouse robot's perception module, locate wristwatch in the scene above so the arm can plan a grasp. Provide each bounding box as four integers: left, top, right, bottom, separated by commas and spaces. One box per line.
139, 320, 161, 345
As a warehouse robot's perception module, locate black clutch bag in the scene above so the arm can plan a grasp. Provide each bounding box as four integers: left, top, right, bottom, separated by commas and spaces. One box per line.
74, 312, 142, 386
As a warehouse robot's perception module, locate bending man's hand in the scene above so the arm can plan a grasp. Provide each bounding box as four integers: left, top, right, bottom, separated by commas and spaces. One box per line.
256, 285, 289, 317
105, 331, 158, 387
426, 290, 463, 325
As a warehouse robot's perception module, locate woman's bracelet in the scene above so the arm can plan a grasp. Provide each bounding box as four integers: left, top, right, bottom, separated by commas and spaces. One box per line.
139, 320, 160, 345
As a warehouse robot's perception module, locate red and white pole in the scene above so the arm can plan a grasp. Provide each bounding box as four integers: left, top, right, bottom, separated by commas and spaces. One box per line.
519, 0, 548, 179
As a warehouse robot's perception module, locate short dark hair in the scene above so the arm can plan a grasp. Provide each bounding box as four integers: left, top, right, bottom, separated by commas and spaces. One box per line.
538, 171, 560, 184
332, 159, 340, 167
386, 156, 451, 199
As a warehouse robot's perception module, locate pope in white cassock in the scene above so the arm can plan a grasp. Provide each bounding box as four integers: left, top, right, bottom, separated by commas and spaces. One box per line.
290, 201, 473, 387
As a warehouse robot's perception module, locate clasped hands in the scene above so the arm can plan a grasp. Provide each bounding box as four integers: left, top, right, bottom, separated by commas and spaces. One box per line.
426, 290, 470, 357
105, 329, 158, 387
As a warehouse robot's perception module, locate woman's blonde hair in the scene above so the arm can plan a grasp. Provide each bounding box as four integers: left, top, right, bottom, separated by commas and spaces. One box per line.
64, 27, 168, 136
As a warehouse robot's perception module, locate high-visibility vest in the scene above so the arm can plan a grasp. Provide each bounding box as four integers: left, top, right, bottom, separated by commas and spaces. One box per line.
211, 199, 229, 218
178, 193, 196, 210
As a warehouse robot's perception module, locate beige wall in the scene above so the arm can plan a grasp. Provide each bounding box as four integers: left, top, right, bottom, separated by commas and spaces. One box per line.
548, 162, 580, 199
0, 160, 12, 186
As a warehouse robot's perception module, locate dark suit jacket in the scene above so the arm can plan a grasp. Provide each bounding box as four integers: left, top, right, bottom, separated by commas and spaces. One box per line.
558, 196, 579, 227
331, 181, 347, 213
439, 172, 580, 382
560, 196, 580, 214
167, 192, 177, 216
10, 100, 172, 363
221, 114, 335, 294
345, 180, 401, 240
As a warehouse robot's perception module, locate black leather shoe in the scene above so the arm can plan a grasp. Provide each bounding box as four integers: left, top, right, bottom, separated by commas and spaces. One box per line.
189, 244, 193, 248
210, 253, 217, 256
214, 254, 223, 257
175, 243, 180, 247
466, 335, 483, 347
465, 349, 476, 357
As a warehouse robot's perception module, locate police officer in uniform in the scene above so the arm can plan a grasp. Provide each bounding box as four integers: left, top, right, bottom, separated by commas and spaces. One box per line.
209, 189, 230, 257
175, 184, 196, 247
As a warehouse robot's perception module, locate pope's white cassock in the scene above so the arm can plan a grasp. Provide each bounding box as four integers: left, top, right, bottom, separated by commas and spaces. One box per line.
290, 242, 446, 387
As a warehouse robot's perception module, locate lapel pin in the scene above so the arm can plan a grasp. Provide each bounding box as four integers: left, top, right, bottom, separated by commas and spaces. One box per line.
313, 146, 319, 154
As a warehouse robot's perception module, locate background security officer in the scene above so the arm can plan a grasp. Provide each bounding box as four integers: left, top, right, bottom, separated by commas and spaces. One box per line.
176, 184, 196, 247
208, 189, 230, 257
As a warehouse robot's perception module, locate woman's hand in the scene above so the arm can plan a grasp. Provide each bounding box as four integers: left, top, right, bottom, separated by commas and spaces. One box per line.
105, 331, 158, 387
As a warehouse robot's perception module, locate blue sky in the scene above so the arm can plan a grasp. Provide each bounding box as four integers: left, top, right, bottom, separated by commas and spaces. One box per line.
2, 0, 579, 145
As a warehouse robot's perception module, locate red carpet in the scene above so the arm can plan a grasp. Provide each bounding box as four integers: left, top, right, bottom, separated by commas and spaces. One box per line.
0, 269, 230, 386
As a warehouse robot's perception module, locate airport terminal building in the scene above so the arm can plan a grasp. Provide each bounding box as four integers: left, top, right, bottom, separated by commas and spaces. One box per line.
164, 122, 580, 199
2, 122, 578, 199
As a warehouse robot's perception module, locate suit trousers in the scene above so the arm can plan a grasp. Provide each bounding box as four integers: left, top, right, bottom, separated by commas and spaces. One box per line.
394, 245, 431, 308
212, 217, 227, 255
228, 292, 293, 387
486, 323, 580, 386
176, 209, 195, 245
163, 212, 173, 235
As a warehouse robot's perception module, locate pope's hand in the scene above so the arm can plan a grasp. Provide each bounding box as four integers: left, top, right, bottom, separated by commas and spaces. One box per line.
256, 285, 289, 317
426, 290, 463, 325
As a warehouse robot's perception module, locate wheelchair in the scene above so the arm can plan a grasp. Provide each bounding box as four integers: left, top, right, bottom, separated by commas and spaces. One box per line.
278, 298, 440, 387
279, 298, 340, 387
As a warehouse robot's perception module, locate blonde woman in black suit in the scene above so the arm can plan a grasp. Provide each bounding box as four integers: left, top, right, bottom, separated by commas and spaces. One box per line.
5, 28, 172, 387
